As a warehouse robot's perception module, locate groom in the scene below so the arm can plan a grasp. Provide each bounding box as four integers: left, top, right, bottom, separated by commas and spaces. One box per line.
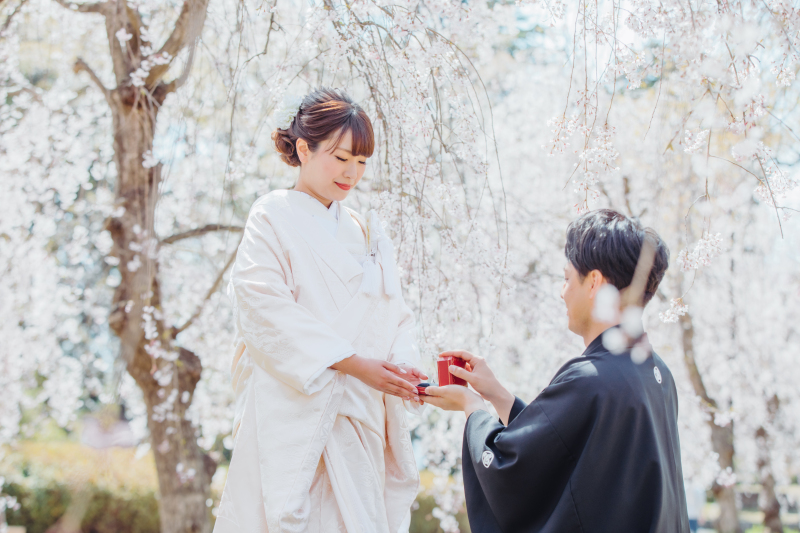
423, 209, 690, 532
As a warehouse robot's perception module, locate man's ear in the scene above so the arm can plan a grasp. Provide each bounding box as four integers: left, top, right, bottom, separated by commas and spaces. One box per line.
587, 270, 607, 299
296, 138, 310, 164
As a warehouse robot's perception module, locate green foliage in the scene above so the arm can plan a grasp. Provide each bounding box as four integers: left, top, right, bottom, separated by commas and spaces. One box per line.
410, 494, 471, 533
1, 442, 467, 532
3, 482, 159, 533
3, 482, 69, 533
3, 481, 466, 533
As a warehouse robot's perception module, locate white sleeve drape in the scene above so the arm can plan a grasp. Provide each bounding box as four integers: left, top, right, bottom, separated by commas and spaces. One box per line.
232, 209, 355, 395
389, 303, 426, 415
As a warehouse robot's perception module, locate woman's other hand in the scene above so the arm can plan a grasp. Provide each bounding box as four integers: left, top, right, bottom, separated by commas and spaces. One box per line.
395, 363, 428, 385
332, 356, 419, 401
421, 385, 486, 418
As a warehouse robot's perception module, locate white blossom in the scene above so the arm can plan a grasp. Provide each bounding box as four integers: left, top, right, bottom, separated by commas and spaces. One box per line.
677, 234, 724, 272
684, 129, 709, 154
659, 298, 688, 324
115, 28, 133, 46
273, 94, 304, 130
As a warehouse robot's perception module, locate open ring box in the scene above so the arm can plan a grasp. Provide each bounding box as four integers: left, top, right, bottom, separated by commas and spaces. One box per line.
416, 356, 467, 395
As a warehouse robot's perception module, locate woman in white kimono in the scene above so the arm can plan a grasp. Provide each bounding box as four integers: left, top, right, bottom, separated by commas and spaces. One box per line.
214, 88, 427, 533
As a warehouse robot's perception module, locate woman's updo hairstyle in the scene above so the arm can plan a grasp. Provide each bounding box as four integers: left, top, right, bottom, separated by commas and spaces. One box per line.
271, 88, 375, 167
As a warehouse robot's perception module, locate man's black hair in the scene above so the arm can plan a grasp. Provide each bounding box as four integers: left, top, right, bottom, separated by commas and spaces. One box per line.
564, 209, 669, 306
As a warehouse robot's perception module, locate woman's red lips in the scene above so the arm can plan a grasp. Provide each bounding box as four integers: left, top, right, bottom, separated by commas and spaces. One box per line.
335, 183, 351, 191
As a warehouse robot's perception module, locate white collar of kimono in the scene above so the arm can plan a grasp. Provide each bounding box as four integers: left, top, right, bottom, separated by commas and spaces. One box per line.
283, 190, 400, 298
295, 191, 339, 238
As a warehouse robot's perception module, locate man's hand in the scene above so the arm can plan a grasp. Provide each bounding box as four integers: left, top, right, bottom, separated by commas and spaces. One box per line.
439, 350, 506, 402
332, 356, 419, 401
421, 385, 487, 418
439, 350, 516, 425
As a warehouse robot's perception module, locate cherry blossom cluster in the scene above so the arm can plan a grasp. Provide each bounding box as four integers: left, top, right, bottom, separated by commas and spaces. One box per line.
677, 233, 724, 272
3, 0, 799, 528
658, 298, 688, 324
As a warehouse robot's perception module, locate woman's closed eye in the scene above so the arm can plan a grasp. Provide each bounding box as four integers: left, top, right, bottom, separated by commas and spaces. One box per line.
336, 156, 348, 162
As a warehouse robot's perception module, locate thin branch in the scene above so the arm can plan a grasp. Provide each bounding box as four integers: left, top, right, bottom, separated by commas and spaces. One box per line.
145, 0, 209, 88
171, 246, 239, 338
645, 32, 667, 139
710, 154, 784, 237
2, 0, 28, 33
52, 0, 106, 14
760, 0, 800, 57
755, 156, 784, 238
708, 154, 760, 179
160, 224, 243, 245
767, 109, 800, 143
125, 2, 143, 37
73, 57, 112, 102
164, 40, 197, 94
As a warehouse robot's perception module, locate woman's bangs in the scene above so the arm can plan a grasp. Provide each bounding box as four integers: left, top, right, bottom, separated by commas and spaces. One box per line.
345, 113, 375, 158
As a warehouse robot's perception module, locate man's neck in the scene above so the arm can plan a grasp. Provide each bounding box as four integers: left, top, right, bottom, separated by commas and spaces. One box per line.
582, 320, 620, 347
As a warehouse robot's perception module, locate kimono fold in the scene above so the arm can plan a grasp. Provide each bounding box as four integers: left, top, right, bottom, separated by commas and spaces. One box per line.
461, 332, 689, 532
214, 190, 422, 533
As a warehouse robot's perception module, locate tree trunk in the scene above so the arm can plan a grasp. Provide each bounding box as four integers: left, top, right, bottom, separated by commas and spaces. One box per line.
756, 395, 783, 533
58, 1, 214, 530
678, 312, 741, 533
104, 94, 213, 533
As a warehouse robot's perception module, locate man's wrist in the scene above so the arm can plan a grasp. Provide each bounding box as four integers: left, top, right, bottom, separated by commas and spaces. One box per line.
464, 399, 488, 419
485, 386, 514, 408
489, 388, 516, 426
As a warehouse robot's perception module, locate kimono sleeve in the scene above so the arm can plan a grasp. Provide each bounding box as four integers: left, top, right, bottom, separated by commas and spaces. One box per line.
388, 301, 426, 414
462, 362, 598, 531
231, 206, 356, 395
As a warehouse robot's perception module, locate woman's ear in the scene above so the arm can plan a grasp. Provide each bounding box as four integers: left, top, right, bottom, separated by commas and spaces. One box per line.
296, 138, 310, 164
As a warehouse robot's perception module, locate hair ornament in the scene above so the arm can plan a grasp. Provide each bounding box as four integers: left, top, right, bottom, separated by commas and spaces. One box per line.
273, 94, 304, 130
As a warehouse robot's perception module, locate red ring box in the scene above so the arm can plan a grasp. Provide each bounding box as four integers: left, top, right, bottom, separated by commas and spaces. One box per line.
416, 383, 430, 395
437, 356, 467, 386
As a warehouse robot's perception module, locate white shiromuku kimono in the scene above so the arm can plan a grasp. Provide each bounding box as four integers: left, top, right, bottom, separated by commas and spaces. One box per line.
213, 190, 423, 533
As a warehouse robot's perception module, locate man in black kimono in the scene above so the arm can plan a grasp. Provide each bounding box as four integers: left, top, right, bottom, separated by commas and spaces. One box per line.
423, 209, 689, 532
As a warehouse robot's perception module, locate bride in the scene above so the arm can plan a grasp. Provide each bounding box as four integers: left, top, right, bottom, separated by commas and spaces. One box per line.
213, 88, 427, 533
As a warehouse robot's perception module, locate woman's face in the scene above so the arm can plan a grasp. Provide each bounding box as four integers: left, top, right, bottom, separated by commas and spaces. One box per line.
295, 129, 368, 206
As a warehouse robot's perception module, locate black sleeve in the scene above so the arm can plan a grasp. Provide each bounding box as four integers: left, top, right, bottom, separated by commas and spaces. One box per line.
506, 396, 527, 424
463, 363, 598, 532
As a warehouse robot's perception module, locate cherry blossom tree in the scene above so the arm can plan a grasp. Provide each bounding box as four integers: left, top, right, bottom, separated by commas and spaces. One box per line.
2, 0, 798, 532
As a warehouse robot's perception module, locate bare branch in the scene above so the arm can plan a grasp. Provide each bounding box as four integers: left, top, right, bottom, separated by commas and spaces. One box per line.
171, 246, 239, 338
73, 57, 112, 101
145, 0, 209, 88
125, 3, 143, 37
160, 224, 243, 245
164, 38, 197, 94
2, 0, 28, 33
52, 0, 106, 14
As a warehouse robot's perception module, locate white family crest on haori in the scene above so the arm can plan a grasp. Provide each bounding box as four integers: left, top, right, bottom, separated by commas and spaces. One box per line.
654, 366, 663, 384
213, 190, 423, 533
482, 450, 494, 468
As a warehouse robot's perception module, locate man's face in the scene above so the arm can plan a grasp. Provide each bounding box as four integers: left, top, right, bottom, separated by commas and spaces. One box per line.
561, 262, 595, 336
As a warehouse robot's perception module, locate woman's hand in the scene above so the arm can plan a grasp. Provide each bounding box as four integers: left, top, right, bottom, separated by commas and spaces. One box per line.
395, 363, 428, 385
332, 356, 419, 401
439, 350, 516, 425
421, 385, 486, 418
